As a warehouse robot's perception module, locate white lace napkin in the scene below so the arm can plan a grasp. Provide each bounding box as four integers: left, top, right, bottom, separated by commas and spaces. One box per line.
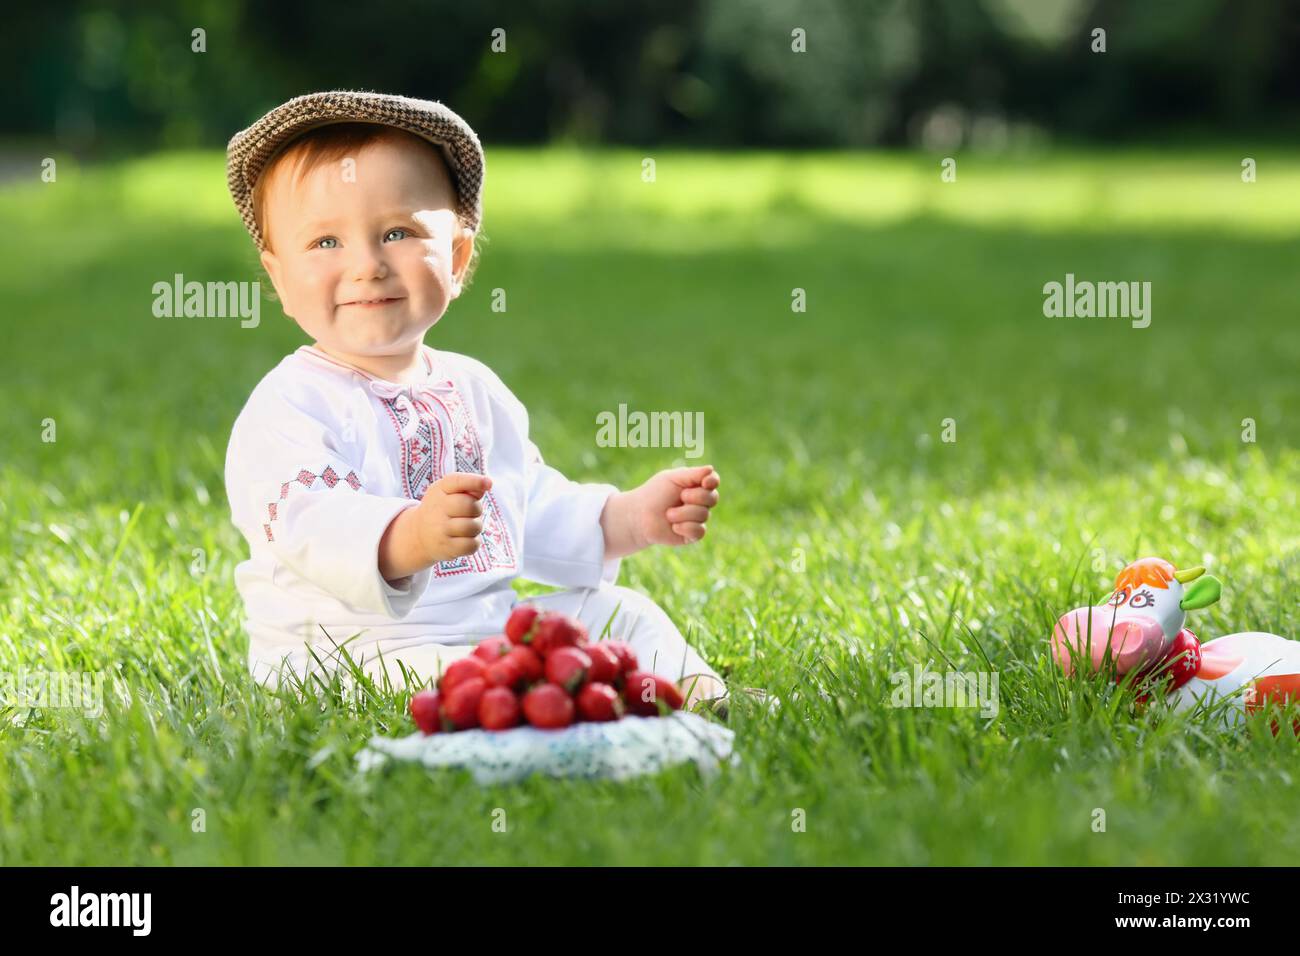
356, 712, 738, 783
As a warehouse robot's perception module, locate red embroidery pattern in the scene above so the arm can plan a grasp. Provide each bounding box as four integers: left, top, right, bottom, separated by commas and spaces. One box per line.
377, 385, 516, 577
262, 465, 362, 542
429, 387, 517, 577
380, 397, 445, 500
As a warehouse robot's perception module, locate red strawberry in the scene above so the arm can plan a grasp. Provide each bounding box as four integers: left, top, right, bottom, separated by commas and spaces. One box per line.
506, 605, 540, 644
533, 613, 587, 656
443, 676, 487, 730
623, 671, 659, 716
576, 682, 624, 722
545, 646, 592, 693
522, 683, 575, 729
582, 643, 620, 684
472, 635, 512, 663
439, 656, 487, 695
484, 656, 526, 692
504, 646, 543, 684
603, 640, 639, 675
623, 671, 683, 716
409, 689, 443, 735
653, 675, 685, 711
479, 686, 522, 731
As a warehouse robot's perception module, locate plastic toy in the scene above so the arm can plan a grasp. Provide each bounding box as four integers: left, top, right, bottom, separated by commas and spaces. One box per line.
1051, 557, 1300, 727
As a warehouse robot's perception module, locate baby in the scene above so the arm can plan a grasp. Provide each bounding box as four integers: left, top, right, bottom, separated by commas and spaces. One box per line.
223, 91, 726, 707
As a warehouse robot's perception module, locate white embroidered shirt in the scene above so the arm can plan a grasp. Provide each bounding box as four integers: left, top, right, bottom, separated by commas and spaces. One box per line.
224, 344, 621, 685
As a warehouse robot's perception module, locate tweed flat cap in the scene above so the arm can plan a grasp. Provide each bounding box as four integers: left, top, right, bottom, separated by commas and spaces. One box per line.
226, 90, 485, 251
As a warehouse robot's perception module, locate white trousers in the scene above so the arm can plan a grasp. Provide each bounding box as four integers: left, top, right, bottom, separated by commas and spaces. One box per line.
277, 583, 727, 706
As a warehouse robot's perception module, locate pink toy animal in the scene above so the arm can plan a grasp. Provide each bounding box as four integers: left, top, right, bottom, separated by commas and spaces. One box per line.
1051, 557, 1300, 729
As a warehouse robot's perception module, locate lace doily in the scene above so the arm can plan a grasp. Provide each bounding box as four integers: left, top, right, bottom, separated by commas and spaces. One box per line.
356, 712, 737, 783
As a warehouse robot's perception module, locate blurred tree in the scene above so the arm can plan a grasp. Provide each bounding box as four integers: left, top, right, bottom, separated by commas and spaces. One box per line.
4, 0, 1299, 153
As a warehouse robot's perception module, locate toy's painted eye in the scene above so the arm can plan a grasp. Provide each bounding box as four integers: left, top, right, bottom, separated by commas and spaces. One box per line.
1108, 589, 1129, 607
1129, 590, 1154, 608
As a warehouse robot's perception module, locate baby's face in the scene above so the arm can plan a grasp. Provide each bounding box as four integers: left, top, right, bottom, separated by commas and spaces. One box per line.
258, 135, 474, 364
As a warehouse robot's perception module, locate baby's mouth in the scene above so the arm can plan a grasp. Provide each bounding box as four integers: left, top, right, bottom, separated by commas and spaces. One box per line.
341, 297, 404, 308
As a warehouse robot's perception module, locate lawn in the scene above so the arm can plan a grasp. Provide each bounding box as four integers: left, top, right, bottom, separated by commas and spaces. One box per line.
2, 145, 1298, 864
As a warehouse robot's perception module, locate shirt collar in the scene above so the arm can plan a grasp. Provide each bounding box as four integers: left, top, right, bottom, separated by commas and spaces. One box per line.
297, 344, 455, 395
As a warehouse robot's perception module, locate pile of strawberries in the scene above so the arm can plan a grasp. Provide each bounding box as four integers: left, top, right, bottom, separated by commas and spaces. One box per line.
409, 603, 685, 734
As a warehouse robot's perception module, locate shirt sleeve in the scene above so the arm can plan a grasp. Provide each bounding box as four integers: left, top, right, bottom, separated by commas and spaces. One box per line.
460, 353, 622, 590
520, 437, 623, 590
225, 387, 432, 618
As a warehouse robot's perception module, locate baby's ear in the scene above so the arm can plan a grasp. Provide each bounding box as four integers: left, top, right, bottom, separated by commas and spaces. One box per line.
259, 249, 292, 316
450, 225, 477, 298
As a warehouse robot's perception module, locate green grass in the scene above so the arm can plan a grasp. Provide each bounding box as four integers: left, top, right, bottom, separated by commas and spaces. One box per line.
2, 146, 1299, 865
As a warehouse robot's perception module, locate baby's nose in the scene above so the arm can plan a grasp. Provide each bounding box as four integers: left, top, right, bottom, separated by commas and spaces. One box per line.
349, 248, 389, 280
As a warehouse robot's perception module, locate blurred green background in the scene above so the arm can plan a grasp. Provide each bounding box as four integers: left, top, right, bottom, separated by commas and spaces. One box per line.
8, 0, 1300, 155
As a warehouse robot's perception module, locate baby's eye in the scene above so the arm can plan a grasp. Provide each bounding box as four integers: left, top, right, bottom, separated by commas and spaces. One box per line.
384, 228, 409, 242
314, 237, 339, 250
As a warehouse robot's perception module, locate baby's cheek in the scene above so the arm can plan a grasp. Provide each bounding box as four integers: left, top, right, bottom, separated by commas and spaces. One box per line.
288, 262, 336, 304
412, 243, 456, 299
417, 240, 453, 280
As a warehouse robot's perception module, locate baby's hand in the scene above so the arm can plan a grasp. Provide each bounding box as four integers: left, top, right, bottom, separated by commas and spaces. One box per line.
414, 472, 493, 561
636, 464, 721, 547
380, 472, 493, 582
